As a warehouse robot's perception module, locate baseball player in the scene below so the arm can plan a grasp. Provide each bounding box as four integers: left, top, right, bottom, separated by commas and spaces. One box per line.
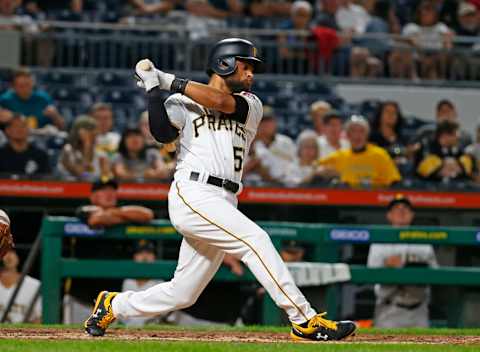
84, 38, 356, 341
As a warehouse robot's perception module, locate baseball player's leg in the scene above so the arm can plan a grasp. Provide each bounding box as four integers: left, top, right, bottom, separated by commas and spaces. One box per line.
112, 236, 224, 319
171, 180, 316, 324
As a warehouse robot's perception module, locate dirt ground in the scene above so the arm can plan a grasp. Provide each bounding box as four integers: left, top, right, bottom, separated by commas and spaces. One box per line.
1, 327, 480, 345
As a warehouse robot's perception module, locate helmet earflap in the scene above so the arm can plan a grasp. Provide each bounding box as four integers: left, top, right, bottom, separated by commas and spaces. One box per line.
213, 57, 237, 76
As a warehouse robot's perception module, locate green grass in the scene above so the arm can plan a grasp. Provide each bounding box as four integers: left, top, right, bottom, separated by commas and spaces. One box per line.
0, 340, 479, 352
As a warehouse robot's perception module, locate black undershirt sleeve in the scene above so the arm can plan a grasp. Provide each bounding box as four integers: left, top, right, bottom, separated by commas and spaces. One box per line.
147, 87, 179, 144
226, 94, 249, 124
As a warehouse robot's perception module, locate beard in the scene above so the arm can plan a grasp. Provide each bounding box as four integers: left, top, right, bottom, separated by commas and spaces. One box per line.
225, 76, 250, 93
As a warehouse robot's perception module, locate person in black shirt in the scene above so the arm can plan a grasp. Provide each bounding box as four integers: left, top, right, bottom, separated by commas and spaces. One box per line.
0, 115, 50, 177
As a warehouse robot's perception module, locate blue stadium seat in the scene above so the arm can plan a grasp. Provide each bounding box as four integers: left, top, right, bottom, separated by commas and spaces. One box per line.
42, 72, 75, 86
95, 72, 130, 87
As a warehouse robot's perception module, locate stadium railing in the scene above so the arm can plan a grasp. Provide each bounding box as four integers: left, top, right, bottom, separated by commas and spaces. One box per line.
40, 216, 480, 326
11, 20, 480, 82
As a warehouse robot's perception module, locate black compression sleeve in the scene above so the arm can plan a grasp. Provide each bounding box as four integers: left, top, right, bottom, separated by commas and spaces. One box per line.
147, 87, 179, 144
226, 94, 249, 124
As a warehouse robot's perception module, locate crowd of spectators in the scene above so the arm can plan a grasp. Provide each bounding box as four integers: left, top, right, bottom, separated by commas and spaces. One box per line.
0, 66, 478, 190
2, 0, 480, 79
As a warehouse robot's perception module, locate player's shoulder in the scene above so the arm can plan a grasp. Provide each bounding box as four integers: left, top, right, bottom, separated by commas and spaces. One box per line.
237, 91, 262, 104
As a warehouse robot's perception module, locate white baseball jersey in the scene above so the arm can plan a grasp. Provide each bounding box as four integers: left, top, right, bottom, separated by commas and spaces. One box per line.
0, 275, 41, 323
164, 91, 263, 183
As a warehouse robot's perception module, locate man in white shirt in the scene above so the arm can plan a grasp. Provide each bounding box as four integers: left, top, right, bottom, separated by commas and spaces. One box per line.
0, 249, 41, 323
249, 106, 296, 183
335, 0, 370, 35
367, 194, 437, 328
317, 110, 349, 158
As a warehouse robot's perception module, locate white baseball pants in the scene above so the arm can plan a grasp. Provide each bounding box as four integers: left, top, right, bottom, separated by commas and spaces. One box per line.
112, 179, 316, 324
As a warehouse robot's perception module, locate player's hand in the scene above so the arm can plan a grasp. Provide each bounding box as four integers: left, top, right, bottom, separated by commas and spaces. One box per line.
135, 59, 175, 92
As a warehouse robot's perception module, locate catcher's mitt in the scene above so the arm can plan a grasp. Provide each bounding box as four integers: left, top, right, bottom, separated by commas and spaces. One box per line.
0, 209, 14, 259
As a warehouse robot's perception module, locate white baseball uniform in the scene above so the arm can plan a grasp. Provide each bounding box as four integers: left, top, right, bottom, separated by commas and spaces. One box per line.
112, 91, 317, 324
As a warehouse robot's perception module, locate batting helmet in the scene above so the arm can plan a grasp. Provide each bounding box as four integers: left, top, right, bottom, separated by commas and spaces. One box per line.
206, 38, 265, 76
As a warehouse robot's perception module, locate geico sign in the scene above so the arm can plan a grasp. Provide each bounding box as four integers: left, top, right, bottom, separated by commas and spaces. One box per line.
64, 223, 104, 237
330, 229, 370, 242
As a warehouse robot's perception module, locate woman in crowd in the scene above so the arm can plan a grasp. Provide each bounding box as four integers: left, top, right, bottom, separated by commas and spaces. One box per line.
57, 115, 110, 180
284, 130, 332, 186
112, 127, 173, 181
370, 101, 411, 174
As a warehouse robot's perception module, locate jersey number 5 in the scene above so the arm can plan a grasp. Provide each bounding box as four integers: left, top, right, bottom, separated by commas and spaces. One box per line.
233, 146, 244, 172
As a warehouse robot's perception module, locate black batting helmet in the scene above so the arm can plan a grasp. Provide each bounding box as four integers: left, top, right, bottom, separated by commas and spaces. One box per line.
206, 38, 265, 76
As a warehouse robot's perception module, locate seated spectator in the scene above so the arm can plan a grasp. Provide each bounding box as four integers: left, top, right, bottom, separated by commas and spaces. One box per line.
284, 130, 322, 186
451, 2, 480, 80
366, 0, 401, 35
185, 0, 243, 40
138, 111, 177, 170
120, 240, 222, 326
369, 101, 409, 168
317, 115, 401, 187
317, 110, 349, 158
245, 106, 296, 184
277, 1, 314, 73
125, 0, 174, 16
77, 177, 154, 228
310, 100, 332, 136
391, 0, 453, 80
90, 103, 120, 159
367, 194, 437, 328
112, 127, 173, 181
248, 0, 292, 17
412, 99, 472, 147
336, 0, 370, 35
0, 69, 65, 130
57, 115, 110, 181
415, 120, 474, 182
0, 114, 50, 177
0, 249, 42, 323
0, 0, 38, 32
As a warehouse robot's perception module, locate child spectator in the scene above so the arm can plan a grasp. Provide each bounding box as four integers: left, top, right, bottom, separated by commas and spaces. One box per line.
0, 69, 65, 130
415, 120, 474, 183
57, 115, 110, 181
0, 114, 50, 177
112, 127, 173, 181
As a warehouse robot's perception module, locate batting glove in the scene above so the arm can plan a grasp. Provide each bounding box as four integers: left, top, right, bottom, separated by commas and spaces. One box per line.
135, 59, 175, 92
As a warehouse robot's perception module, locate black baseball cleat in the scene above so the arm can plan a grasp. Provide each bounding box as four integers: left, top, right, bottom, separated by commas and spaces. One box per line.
84, 291, 118, 337
290, 312, 357, 342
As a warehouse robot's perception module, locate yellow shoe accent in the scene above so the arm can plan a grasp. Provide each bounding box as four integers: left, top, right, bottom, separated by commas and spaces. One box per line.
292, 312, 338, 335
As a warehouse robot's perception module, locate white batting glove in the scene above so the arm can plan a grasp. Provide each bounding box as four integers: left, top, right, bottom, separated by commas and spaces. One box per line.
135, 59, 175, 92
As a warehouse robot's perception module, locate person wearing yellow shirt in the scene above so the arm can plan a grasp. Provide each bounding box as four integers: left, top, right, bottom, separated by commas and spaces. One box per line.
317, 115, 401, 187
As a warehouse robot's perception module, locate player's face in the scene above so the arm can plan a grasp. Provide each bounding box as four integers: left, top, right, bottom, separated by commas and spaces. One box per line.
225, 60, 254, 93
13, 75, 34, 100
387, 203, 414, 226
91, 187, 118, 208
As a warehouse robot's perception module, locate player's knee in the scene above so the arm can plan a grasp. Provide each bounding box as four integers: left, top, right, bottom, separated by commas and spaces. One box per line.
173, 293, 198, 309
